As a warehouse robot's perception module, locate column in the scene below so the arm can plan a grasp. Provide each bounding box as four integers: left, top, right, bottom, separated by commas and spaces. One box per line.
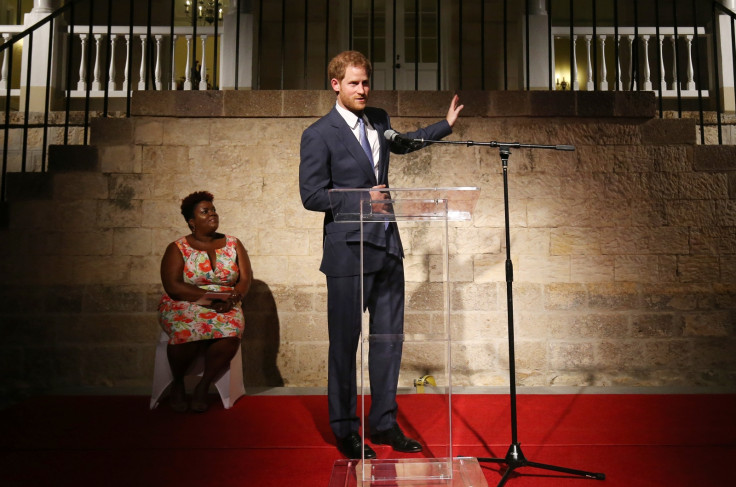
19, 0, 65, 110
716, 2, 735, 111
523, 0, 550, 90
219, 0, 254, 89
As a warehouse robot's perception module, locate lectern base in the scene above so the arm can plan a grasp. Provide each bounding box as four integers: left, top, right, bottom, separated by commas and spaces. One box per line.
328, 457, 487, 486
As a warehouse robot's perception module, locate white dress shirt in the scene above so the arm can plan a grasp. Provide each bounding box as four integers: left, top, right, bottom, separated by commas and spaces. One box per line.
335, 102, 380, 179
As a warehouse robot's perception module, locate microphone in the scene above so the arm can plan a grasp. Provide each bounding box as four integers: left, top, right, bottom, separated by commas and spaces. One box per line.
384, 129, 425, 150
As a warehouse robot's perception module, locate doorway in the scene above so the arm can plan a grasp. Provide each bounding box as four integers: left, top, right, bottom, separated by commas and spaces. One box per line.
352, 0, 441, 90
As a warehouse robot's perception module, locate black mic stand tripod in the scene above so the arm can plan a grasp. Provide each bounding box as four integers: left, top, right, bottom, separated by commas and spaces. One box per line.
415, 137, 606, 486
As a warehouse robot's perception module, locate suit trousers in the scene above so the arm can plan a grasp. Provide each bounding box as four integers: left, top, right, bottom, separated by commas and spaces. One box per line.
326, 251, 405, 439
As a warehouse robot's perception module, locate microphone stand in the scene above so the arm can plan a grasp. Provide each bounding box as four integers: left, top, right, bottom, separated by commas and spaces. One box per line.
412, 137, 605, 486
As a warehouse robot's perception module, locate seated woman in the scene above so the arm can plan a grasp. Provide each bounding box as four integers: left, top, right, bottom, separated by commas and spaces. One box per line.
158, 191, 252, 412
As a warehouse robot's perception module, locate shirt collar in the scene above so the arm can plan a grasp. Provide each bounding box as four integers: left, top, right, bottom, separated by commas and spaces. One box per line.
335, 102, 364, 129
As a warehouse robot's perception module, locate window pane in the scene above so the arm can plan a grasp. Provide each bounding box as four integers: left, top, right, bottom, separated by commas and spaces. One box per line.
421, 39, 437, 63
374, 39, 386, 63
405, 39, 416, 62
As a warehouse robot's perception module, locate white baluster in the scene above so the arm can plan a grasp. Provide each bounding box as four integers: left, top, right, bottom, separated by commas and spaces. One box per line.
138, 34, 147, 90
123, 35, 131, 91
0, 34, 10, 91
572, 34, 579, 90
92, 34, 103, 91
77, 34, 88, 90
585, 35, 594, 91
670, 36, 678, 90
659, 35, 666, 92
628, 35, 636, 90
109, 35, 118, 91
600, 35, 608, 91
184, 35, 192, 90
170, 35, 178, 90
685, 34, 695, 90
642, 35, 652, 91
154, 35, 162, 90
199, 35, 208, 90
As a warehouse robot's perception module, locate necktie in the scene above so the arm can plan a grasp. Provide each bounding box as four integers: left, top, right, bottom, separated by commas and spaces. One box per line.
358, 117, 376, 176
358, 118, 388, 228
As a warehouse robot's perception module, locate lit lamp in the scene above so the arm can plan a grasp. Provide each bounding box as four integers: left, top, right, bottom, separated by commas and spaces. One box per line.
184, 1, 223, 24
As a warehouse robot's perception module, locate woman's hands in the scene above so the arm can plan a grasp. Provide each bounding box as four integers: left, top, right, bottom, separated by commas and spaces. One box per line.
206, 291, 242, 314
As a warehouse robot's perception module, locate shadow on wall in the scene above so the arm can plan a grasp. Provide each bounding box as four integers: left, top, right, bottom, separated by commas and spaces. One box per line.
242, 279, 284, 387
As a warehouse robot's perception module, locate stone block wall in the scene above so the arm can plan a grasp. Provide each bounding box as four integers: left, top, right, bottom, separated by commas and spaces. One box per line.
0, 90, 734, 400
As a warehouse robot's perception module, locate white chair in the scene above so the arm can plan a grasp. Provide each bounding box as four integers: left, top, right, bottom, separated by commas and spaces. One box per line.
150, 330, 246, 409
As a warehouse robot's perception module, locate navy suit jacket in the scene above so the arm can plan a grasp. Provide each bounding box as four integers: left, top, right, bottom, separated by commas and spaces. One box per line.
300, 105, 452, 277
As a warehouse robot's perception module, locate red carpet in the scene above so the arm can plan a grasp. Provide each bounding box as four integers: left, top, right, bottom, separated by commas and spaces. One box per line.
1, 393, 734, 486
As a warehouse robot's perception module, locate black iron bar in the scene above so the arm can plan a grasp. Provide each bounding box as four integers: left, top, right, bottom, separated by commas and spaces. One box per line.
569, 0, 573, 91
324, 0, 330, 89
280, 0, 285, 89
481, 0, 485, 89
391, 0, 396, 90
257, 0, 262, 89
146, 0, 152, 90
370, 0, 375, 86
414, 0, 419, 90
304, 0, 309, 88
614, 0, 619, 91
437, 0, 441, 90
169, 0, 175, 91
42, 17, 54, 172
83, 0, 93, 144
525, 0, 529, 90
655, 0, 663, 116
632, 0, 639, 91
547, 0, 552, 90
64, 1, 75, 143
214, 0, 219, 89
692, 0, 705, 145
458, 0, 462, 89
592, 0, 597, 90
2, 46, 13, 201
21, 32, 34, 172
235, 0, 241, 89
192, 0, 198, 90
503, 0, 507, 90
126, 0, 134, 115
104, 0, 112, 116
673, 0, 682, 116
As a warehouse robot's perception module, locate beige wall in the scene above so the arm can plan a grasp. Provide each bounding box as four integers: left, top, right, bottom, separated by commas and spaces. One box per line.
1, 90, 734, 400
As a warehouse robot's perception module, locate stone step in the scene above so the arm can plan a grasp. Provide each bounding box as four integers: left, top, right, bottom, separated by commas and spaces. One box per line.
4, 172, 53, 202
1, 145, 99, 224
0, 202, 7, 228
47, 145, 99, 172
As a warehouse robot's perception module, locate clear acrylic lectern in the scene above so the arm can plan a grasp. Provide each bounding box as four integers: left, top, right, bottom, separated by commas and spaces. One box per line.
327, 187, 485, 487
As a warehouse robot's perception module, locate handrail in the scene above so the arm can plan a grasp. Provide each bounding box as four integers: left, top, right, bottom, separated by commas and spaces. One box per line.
2, 1, 77, 201
0, 9, 62, 54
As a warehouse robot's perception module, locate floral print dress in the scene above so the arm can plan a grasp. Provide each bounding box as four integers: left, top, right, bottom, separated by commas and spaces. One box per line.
158, 235, 245, 345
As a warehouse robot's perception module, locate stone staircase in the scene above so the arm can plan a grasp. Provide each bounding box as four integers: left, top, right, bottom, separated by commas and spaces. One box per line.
2, 90, 735, 400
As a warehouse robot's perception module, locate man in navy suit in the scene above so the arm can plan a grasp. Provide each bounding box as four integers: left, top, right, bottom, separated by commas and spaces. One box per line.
299, 50, 463, 459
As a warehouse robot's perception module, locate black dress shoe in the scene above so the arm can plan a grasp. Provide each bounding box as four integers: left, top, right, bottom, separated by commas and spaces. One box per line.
337, 432, 377, 459
370, 424, 423, 453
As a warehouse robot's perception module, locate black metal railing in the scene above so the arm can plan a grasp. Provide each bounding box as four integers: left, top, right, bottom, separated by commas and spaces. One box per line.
2, 0, 736, 202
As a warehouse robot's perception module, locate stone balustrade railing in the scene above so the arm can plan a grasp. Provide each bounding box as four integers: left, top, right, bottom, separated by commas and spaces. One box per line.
68, 25, 220, 95
552, 26, 708, 97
